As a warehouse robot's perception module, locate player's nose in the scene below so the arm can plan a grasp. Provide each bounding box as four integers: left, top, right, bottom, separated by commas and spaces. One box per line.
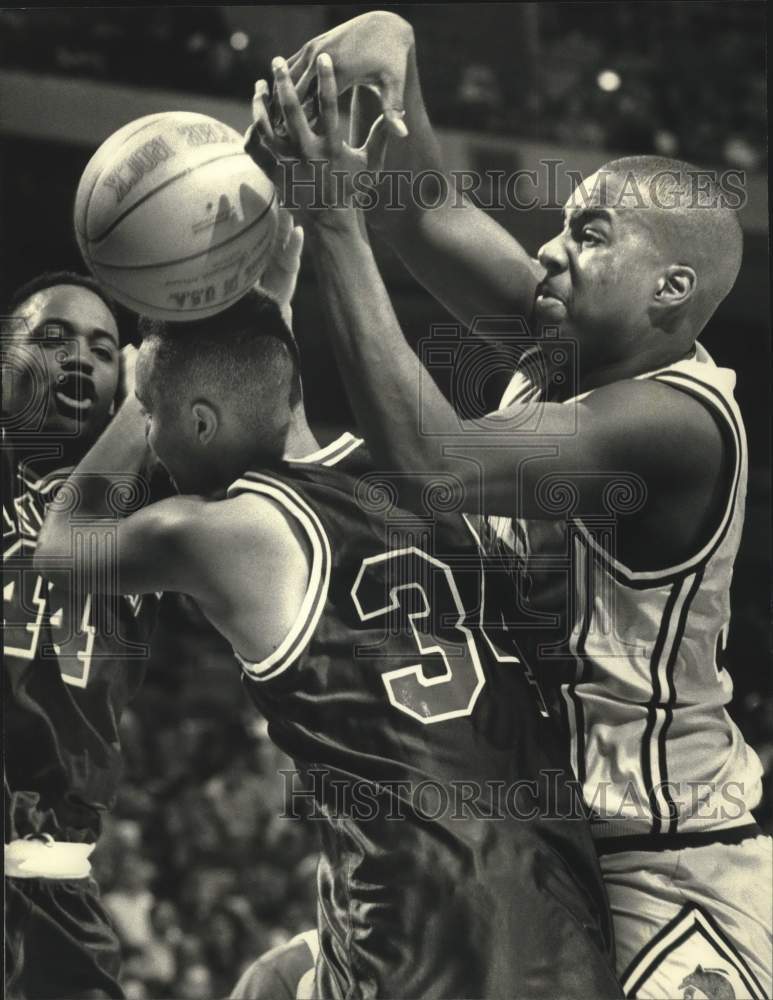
537, 232, 568, 273
57, 353, 95, 378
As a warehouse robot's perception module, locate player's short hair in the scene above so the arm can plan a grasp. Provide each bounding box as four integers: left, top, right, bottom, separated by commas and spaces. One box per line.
6, 270, 119, 321
598, 155, 737, 215
598, 155, 743, 325
138, 289, 302, 414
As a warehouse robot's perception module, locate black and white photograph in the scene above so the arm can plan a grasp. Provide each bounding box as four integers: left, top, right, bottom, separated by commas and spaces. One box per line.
1, 4, 770, 999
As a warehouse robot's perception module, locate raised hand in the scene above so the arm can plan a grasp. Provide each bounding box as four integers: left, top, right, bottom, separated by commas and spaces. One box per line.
282, 12, 413, 139
246, 54, 392, 233
257, 208, 305, 328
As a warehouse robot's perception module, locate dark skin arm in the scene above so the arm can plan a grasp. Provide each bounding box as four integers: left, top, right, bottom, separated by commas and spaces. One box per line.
255, 10, 542, 328
263, 57, 730, 572
35, 396, 311, 662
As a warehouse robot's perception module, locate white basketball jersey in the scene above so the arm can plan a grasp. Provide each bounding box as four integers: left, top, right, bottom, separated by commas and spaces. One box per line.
488, 344, 763, 842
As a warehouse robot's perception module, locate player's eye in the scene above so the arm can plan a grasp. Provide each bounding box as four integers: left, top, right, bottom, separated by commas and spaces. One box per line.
581, 228, 602, 246
93, 346, 115, 362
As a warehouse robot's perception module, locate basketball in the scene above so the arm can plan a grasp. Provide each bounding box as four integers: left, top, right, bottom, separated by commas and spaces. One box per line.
74, 111, 279, 321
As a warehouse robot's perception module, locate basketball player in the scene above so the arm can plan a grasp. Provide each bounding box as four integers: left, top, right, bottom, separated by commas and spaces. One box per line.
2, 272, 159, 1000
35, 282, 622, 997
2, 219, 309, 999
248, 19, 772, 998
229, 930, 317, 1000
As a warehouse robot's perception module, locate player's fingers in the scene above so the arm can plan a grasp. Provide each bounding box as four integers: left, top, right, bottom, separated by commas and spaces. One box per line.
252, 78, 271, 120
316, 53, 341, 143
292, 61, 316, 105
381, 76, 409, 138
363, 114, 392, 173
272, 56, 315, 149
286, 224, 305, 264
286, 47, 313, 95
275, 206, 294, 249
246, 81, 283, 163
251, 81, 279, 142
244, 120, 281, 176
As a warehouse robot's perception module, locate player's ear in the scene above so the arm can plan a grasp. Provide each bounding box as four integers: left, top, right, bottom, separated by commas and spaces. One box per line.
654, 265, 696, 308
191, 401, 218, 446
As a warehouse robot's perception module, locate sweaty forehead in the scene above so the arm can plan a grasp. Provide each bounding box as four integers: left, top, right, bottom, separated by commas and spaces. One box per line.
564, 170, 647, 216
563, 171, 665, 244
17, 284, 118, 343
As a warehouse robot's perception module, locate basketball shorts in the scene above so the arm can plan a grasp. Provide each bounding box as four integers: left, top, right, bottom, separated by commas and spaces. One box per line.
4, 875, 124, 1000
599, 832, 772, 999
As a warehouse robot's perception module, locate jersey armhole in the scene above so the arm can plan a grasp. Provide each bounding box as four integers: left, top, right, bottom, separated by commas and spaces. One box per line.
227, 474, 332, 682
575, 371, 744, 587
650, 371, 743, 556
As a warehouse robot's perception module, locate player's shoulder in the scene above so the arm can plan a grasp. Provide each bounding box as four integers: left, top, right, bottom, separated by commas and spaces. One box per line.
209, 488, 314, 607
582, 376, 726, 455
229, 930, 317, 1000
219, 485, 314, 553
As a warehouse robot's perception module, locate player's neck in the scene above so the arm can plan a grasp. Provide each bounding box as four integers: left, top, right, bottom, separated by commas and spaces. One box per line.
281, 408, 321, 462
576, 342, 696, 395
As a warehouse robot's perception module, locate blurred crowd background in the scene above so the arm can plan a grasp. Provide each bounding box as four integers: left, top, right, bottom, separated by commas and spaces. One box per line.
0, 3, 766, 169
1, 4, 769, 998
93, 597, 322, 999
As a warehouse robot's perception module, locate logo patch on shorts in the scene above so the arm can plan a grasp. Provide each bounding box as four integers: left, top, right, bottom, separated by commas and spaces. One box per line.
680, 965, 736, 999
622, 905, 765, 999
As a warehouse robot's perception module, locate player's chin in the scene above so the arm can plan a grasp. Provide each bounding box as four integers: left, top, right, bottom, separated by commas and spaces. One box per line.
533, 294, 568, 320
45, 398, 109, 442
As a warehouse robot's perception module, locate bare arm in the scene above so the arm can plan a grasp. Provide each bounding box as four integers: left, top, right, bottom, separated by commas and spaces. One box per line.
307, 215, 672, 506
263, 10, 542, 327
34, 394, 208, 596
307, 209, 727, 554
350, 48, 542, 327
35, 389, 312, 671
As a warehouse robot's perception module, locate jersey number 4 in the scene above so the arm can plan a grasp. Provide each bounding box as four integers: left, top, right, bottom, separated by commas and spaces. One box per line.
3, 570, 95, 688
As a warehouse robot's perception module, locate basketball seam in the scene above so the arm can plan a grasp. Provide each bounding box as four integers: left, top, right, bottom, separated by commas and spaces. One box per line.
91, 192, 276, 274
76, 115, 170, 241
87, 149, 250, 245
95, 270, 258, 314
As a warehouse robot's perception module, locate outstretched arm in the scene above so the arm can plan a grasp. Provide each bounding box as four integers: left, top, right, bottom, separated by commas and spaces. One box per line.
254, 10, 542, 327
34, 396, 311, 669
262, 57, 728, 565
34, 389, 206, 596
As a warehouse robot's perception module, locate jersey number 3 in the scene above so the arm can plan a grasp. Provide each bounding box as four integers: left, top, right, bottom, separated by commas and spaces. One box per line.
351, 547, 485, 725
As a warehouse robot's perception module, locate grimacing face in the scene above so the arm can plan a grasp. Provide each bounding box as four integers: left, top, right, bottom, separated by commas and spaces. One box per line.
6, 284, 120, 442
534, 171, 665, 363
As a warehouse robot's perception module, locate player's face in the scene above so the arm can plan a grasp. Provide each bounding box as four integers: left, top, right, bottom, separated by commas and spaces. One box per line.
535, 172, 663, 366
5, 284, 120, 444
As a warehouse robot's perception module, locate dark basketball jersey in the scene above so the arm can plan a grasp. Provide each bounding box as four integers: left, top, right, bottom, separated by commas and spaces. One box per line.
227, 433, 620, 1000
3, 447, 159, 842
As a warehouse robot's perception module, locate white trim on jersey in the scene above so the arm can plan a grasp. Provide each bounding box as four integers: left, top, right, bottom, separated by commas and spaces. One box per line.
621, 904, 767, 1000
562, 532, 589, 782
226, 474, 332, 682
644, 569, 701, 833
573, 368, 744, 587
289, 431, 364, 467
